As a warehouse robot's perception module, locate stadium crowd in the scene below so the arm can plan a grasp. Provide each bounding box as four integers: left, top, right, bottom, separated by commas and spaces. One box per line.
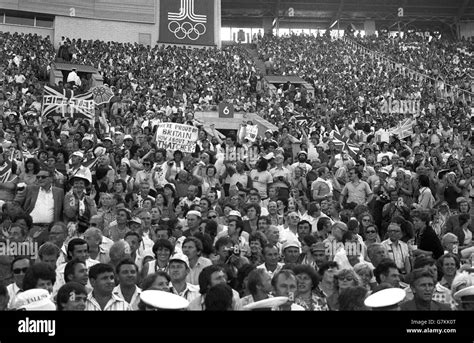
0, 29, 473, 311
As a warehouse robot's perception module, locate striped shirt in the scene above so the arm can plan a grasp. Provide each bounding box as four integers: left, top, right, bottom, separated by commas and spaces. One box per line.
85, 292, 130, 311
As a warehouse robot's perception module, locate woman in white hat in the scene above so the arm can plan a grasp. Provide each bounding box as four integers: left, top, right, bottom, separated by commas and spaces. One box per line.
115, 157, 135, 193
63, 169, 97, 233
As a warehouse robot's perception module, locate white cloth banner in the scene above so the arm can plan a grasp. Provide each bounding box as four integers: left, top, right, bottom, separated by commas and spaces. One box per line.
245, 125, 259, 142
155, 123, 198, 153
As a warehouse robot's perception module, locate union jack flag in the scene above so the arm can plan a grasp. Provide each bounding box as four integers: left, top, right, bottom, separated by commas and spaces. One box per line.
0, 150, 15, 183
389, 118, 414, 139
42, 85, 94, 120
0, 163, 12, 183
329, 125, 360, 158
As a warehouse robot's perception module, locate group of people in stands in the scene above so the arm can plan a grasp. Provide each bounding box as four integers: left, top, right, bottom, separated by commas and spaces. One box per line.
0, 29, 472, 310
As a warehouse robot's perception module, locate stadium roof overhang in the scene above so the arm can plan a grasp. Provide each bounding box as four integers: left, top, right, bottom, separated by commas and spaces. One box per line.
221, 0, 474, 32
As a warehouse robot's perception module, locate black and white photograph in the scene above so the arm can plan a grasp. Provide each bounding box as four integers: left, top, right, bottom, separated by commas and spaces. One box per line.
0, 0, 473, 339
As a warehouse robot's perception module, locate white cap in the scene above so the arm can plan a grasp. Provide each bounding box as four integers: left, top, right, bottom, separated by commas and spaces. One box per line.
140, 290, 189, 310
82, 134, 94, 142
454, 285, 474, 300
123, 134, 133, 141
94, 147, 107, 157
169, 253, 190, 269
281, 239, 301, 251
228, 210, 242, 218
186, 210, 201, 218
12, 289, 56, 311
378, 167, 391, 175
364, 288, 406, 309
129, 217, 142, 225
243, 296, 288, 311
71, 151, 84, 159
121, 158, 131, 168
263, 152, 275, 160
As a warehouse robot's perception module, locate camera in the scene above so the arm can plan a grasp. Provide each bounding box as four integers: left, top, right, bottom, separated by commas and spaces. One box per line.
225, 245, 241, 256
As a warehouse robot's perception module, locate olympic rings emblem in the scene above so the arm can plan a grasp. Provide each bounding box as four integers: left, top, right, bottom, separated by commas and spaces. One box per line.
168, 21, 206, 41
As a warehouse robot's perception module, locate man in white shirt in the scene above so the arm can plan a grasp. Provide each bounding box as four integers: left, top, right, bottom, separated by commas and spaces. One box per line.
311, 167, 333, 202
14, 169, 64, 245
54, 238, 99, 296
168, 253, 199, 303
257, 244, 284, 278
85, 263, 130, 311
113, 259, 141, 310
381, 221, 411, 275
67, 68, 82, 87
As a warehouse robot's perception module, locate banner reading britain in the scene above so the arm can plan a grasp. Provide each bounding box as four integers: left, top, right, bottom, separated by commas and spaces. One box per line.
160, 0, 215, 46
155, 123, 199, 153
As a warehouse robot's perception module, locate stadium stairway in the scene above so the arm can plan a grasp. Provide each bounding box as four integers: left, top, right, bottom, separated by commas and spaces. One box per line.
244, 44, 266, 75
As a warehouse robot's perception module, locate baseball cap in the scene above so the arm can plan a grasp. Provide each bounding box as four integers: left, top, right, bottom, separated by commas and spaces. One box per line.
378, 167, 391, 175
12, 289, 56, 311
71, 151, 84, 159
265, 129, 273, 134
169, 253, 190, 268
186, 210, 201, 218
94, 146, 106, 157
281, 239, 300, 251
129, 217, 142, 225
297, 150, 308, 157
123, 134, 133, 141
228, 210, 242, 218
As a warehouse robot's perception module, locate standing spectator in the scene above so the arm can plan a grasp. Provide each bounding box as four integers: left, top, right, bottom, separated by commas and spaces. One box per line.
340, 168, 373, 208
15, 168, 64, 245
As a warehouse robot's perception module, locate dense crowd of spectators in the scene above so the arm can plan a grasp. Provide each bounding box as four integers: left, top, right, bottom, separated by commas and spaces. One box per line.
354, 33, 473, 88
0, 29, 472, 311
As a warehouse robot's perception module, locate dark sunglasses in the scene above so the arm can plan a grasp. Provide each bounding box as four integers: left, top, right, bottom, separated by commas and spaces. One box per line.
13, 267, 29, 274
366, 230, 376, 233
37, 175, 50, 179
208, 215, 217, 219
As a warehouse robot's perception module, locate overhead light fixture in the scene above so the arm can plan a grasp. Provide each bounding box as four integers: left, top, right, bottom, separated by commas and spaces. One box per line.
330, 20, 338, 28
